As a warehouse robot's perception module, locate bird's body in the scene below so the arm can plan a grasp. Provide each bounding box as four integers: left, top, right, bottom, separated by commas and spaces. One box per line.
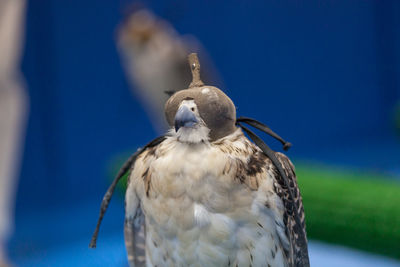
87, 53, 310, 267
125, 128, 304, 267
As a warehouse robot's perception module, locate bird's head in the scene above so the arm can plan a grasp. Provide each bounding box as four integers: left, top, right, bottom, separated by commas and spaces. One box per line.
165, 86, 236, 143
165, 53, 237, 143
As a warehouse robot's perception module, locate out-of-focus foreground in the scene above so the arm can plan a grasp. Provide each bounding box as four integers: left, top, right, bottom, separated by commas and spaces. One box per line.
0, 1, 399, 266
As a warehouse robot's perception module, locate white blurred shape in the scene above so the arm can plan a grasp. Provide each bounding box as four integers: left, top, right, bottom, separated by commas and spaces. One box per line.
0, 0, 28, 265
117, 9, 219, 133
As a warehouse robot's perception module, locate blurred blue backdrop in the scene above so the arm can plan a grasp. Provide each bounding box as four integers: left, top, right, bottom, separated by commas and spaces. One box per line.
10, 0, 400, 266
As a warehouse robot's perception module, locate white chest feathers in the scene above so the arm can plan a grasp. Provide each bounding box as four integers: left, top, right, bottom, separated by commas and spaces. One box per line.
134, 139, 287, 267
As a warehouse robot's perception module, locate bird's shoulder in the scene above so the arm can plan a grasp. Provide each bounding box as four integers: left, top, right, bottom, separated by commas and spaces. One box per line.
214, 130, 308, 266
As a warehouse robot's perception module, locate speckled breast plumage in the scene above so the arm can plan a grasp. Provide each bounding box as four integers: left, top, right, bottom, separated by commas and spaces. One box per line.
126, 129, 288, 267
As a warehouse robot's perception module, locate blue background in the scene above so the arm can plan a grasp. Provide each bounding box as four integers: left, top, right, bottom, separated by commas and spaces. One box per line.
10, 0, 400, 265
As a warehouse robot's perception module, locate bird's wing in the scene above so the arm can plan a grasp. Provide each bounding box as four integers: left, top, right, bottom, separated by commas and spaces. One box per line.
236, 123, 309, 266
124, 139, 163, 267
270, 152, 309, 267
124, 204, 146, 267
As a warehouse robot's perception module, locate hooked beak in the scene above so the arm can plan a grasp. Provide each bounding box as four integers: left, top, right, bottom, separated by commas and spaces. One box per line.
174, 105, 198, 132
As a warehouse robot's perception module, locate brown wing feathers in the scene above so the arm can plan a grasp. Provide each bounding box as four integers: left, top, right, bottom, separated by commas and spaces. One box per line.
273, 153, 309, 267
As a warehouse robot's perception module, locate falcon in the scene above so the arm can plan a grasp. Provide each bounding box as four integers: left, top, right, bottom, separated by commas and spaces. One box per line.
90, 54, 309, 267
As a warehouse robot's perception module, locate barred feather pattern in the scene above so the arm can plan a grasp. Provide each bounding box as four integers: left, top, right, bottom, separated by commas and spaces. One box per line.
271, 153, 308, 267
124, 209, 146, 267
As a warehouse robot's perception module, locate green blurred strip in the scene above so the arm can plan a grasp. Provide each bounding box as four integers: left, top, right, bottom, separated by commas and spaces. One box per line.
296, 164, 400, 259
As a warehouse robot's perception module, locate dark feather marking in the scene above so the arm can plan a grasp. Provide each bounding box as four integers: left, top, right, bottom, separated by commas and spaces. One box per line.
147, 146, 158, 158
234, 152, 264, 190
235, 159, 247, 184
246, 152, 265, 176
142, 167, 152, 197
142, 168, 149, 180
257, 222, 264, 228
237, 175, 246, 183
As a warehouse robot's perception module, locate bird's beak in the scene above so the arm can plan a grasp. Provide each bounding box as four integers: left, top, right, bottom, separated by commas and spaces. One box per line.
174, 105, 198, 132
